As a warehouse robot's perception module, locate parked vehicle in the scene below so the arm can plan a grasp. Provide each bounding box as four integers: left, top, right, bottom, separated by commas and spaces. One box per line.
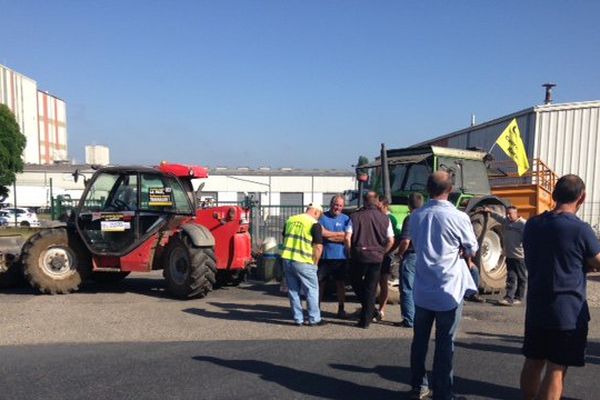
1, 163, 253, 298
0, 208, 40, 227
0, 212, 9, 227
356, 145, 510, 291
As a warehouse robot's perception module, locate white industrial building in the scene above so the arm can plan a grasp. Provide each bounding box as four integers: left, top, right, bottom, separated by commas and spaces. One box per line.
7, 164, 355, 210
0, 64, 68, 164
414, 100, 600, 226
85, 145, 110, 165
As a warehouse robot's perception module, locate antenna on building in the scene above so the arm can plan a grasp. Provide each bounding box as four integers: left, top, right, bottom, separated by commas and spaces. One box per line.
470, 114, 476, 127
542, 83, 556, 104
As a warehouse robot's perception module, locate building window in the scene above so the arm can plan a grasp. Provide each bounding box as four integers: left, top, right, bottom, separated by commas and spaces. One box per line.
280, 192, 303, 206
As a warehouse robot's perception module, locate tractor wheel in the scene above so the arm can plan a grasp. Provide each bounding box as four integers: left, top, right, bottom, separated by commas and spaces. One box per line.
21, 228, 92, 294
163, 236, 217, 299
90, 271, 131, 284
471, 212, 507, 292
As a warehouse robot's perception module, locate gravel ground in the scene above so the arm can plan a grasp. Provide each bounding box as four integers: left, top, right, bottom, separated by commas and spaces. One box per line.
1, 272, 600, 346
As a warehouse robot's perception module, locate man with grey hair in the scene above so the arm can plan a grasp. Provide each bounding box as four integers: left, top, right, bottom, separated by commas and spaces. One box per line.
408, 171, 478, 400
319, 194, 352, 318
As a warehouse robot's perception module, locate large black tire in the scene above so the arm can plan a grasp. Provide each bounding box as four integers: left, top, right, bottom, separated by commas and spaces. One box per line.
163, 236, 217, 299
471, 211, 507, 292
90, 271, 131, 284
21, 228, 92, 294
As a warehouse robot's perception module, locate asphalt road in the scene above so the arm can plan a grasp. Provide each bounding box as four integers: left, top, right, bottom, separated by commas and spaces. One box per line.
1, 274, 600, 399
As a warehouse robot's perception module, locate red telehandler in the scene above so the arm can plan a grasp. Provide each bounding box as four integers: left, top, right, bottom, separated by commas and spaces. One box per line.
8, 162, 253, 298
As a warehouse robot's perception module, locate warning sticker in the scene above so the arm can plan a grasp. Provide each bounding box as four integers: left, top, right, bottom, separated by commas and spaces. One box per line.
149, 187, 173, 206
99, 213, 132, 231
101, 220, 131, 232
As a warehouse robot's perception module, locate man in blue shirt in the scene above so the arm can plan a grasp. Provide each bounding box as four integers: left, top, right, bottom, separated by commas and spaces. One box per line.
318, 194, 352, 318
408, 171, 478, 400
521, 174, 600, 400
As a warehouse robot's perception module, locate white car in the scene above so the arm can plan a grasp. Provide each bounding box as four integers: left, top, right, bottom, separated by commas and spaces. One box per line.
0, 208, 40, 227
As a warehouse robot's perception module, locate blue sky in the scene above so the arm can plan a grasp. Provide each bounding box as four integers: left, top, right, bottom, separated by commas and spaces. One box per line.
2, 1, 599, 169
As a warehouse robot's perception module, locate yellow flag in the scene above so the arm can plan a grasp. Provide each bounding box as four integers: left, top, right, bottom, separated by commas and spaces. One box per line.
496, 119, 530, 176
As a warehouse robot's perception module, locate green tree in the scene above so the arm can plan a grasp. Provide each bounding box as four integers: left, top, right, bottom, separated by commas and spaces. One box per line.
0, 104, 27, 199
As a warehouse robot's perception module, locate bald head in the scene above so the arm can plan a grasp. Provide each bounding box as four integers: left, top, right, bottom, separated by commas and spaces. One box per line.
363, 191, 379, 207
427, 171, 453, 199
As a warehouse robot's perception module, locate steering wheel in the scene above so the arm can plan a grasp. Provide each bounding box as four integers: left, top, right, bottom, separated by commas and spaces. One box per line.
112, 199, 131, 211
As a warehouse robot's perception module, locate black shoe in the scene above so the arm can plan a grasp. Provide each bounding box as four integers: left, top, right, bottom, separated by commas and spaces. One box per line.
309, 320, 328, 327
294, 321, 304, 327
373, 309, 383, 322
466, 294, 485, 303
336, 309, 347, 319
355, 321, 369, 329
395, 320, 413, 328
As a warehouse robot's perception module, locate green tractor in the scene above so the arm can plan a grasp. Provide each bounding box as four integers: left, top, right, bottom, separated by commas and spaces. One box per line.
356, 144, 510, 292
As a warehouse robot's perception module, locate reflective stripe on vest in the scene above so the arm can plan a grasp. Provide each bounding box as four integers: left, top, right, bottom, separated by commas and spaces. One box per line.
281, 213, 316, 264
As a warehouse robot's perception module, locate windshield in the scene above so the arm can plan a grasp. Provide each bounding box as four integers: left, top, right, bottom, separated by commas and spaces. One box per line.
359, 157, 432, 204
437, 157, 490, 195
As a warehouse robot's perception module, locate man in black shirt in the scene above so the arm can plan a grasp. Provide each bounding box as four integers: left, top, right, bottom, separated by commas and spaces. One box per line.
521, 175, 600, 399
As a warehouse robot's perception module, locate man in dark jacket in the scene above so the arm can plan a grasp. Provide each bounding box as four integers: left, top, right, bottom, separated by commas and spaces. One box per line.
346, 191, 394, 328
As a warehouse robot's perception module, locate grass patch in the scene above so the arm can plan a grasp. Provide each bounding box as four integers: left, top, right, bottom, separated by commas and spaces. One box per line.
0, 227, 41, 240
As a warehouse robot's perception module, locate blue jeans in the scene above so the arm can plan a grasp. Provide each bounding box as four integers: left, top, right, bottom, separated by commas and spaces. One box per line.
283, 259, 321, 324
401, 253, 416, 326
464, 265, 480, 300
410, 302, 463, 400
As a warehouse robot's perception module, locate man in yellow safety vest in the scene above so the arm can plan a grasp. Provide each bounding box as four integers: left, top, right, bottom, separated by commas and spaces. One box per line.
281, 203, 325, 326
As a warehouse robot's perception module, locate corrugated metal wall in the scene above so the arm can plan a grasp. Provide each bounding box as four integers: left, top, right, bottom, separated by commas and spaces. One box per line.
416, 101, 600, 228
534, 102, 600, 226
421, 108, 537, 163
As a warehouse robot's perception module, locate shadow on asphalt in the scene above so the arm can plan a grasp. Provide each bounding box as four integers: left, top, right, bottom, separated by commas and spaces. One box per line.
0, 276, 172, 299
183, 302, 296, 326
329, 363, 521, 400
183, 301, 360, 327
194, 356, 399, 399
466, 331, 600, 366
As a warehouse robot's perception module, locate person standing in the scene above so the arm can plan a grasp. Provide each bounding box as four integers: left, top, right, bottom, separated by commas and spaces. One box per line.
319, 194, 352, 318
396, 192, 424, 328
376, 196, 401, 321
347, 191, 394, 329
520, 175, 600, 400
281, 204, 326, 326
409, 171, 478, 400
484, 205, 527, 306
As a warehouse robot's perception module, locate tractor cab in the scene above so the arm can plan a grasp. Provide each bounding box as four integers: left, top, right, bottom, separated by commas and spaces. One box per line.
74, 165, 205, 256
358, 146, 491, 219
